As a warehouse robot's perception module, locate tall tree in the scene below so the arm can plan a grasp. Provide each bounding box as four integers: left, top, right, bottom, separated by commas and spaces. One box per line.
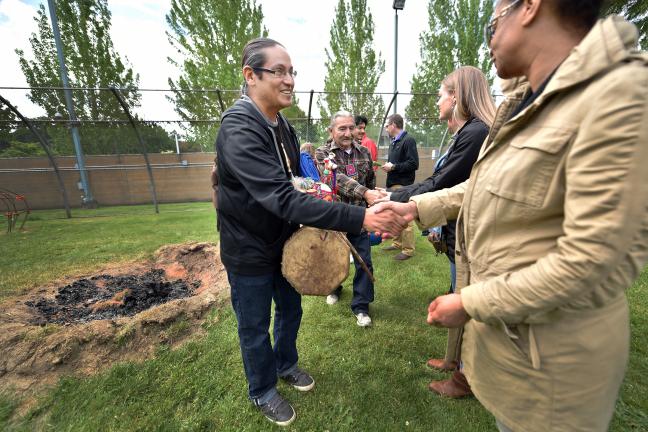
405, 0, 493, 147
15, 1, 142, 155
603, 0, 647, 50
318, 0, 385, 129
166, 0, 267, 150
16, 1, 140, 120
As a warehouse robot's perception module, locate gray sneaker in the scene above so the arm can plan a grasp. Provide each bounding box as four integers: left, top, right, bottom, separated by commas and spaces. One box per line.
280, 367, 315, 391
256, 393, 296, 426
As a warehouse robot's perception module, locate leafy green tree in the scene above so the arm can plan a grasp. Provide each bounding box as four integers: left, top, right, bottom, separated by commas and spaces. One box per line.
603, 0, 647, 50
281, 95, 322, 144
15, 1, 144, 155
16, 1, 140, 120
405, 0, 493, 147
318, 0, 385, 128
166, 0, 267, 150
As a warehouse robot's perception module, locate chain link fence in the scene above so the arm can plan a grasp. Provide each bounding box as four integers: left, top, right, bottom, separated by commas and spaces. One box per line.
0, 87, 450, 216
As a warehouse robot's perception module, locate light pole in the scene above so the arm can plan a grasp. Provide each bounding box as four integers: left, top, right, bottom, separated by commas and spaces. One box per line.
47, 0, 96, 207
392, 0, 406, 114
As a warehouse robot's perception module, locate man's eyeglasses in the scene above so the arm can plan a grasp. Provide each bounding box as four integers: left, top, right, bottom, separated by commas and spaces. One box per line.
484, 0, 521, 45
253, 67, 297, 79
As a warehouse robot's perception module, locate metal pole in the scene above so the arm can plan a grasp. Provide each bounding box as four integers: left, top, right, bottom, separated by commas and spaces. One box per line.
47, 0, 95, 207
307, 90, 314, 140
0, 94, 72, 218
394, 9, 399, 115
109, 87, 159, 214
175, 132, 180, 154
376, 91, 398, 157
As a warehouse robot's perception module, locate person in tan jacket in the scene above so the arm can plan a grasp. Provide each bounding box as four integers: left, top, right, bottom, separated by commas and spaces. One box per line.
374, 1, 648, 430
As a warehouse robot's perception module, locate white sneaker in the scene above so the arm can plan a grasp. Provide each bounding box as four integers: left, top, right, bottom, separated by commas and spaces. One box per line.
326, 294, 339, 305
355, 312, 372, 327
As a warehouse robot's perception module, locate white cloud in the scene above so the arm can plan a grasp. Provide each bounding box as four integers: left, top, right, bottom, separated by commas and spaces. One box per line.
1, 0, 432, 121
0, 0, 44, 117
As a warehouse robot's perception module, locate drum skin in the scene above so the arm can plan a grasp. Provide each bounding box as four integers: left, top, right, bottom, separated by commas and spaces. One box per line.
282, 227, 350, 296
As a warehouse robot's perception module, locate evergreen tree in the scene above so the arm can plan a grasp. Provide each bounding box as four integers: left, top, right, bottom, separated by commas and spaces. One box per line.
405, 0, 493, 147
318, 0, 385, 131
166, 0, 267, 150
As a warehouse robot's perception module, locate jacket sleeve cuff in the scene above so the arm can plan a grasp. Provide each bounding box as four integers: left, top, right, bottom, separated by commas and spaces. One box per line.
355, 184, 369, 200
461, 282, 496, 324
410, 193, 448, 228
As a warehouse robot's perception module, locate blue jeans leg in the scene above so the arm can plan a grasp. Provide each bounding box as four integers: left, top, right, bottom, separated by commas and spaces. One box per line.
348, 231, 374, 314
272, 271, 302, 376
227, 269, 302, 401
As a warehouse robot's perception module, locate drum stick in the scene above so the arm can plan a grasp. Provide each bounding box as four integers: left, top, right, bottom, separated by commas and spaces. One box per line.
335, 232, 375, 283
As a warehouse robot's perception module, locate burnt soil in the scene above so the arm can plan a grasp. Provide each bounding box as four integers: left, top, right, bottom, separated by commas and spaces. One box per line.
0, 242, 229, 409
25, 270, 200, 325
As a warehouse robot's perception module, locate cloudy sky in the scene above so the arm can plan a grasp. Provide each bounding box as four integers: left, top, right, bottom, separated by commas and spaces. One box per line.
0, 0, 433, 120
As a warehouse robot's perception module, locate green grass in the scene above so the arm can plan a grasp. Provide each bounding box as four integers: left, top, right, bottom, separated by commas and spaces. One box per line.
0, 203, 218, 299
0, 203, 646, 431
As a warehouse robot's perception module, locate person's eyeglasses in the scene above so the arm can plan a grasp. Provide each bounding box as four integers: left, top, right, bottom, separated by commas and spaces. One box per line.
484, 0, 521, 45
253, 67, 297, 79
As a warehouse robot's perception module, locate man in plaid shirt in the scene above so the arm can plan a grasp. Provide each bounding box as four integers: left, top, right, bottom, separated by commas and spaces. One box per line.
315, 110, 385, 327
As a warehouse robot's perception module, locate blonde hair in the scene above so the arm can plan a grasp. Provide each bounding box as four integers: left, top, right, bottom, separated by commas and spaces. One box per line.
300, 142, 316, 158
442, 66, 496, 127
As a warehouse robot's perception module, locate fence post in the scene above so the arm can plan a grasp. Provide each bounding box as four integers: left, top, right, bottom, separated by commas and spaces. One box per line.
307, 90, 314, 141
0, 94, 72, 218
216, 89, 225, 113
109, 87, 159, 214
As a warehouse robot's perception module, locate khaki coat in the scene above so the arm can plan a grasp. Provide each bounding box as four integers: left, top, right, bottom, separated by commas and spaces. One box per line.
412, 17, 648, 431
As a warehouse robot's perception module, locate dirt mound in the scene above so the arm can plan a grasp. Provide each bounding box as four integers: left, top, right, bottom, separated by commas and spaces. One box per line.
0, 242, 229, 402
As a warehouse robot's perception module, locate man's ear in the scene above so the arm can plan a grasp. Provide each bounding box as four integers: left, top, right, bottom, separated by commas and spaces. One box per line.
242, 66, 255, 87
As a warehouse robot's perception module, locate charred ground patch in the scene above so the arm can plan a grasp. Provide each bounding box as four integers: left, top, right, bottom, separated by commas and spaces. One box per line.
0, 242, 229, 403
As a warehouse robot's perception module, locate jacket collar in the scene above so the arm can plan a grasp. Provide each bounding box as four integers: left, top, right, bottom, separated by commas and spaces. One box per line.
510, 17, 640, 119
481, 17, 641, 157
392, 130, 406, 143
221, 96, 286, 129
537, 16, 639, 104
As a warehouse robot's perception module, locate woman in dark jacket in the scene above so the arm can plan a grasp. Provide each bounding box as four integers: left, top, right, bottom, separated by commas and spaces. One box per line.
388, 66, 495, 391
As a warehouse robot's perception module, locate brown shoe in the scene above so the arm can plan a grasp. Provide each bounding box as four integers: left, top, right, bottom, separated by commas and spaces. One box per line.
428, 371, 473, 398
394, 252, 412, 261
382, 245, 399, 251
426, 358, 458, 371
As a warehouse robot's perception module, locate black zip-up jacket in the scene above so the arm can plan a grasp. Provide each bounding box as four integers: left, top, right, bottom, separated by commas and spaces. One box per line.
390, 118, 489, 262
216, 97, 365, 275
386, 131, 419, 188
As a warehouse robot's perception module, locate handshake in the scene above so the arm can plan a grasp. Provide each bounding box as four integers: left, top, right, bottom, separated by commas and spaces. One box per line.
361, 197, 419, 239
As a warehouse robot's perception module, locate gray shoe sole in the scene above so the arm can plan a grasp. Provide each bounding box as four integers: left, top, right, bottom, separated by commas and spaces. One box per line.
293, 380, 315, 392
264, 410, 296, 427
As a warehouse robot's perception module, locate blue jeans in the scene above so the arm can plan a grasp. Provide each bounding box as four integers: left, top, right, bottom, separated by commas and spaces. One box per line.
227, 269, 302, 403
333, 230, 374, 314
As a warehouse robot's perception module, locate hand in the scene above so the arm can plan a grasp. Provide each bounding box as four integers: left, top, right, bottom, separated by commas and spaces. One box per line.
380, 162, 394, 172
427, 294, 470, 328
371, 200, 418, 221
363, 205, 412, 237
363, 189, 388, 206
371, 191, 391, 204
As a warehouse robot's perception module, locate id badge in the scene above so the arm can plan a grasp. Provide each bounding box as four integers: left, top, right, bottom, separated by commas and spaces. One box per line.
345, 164, 357, 177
